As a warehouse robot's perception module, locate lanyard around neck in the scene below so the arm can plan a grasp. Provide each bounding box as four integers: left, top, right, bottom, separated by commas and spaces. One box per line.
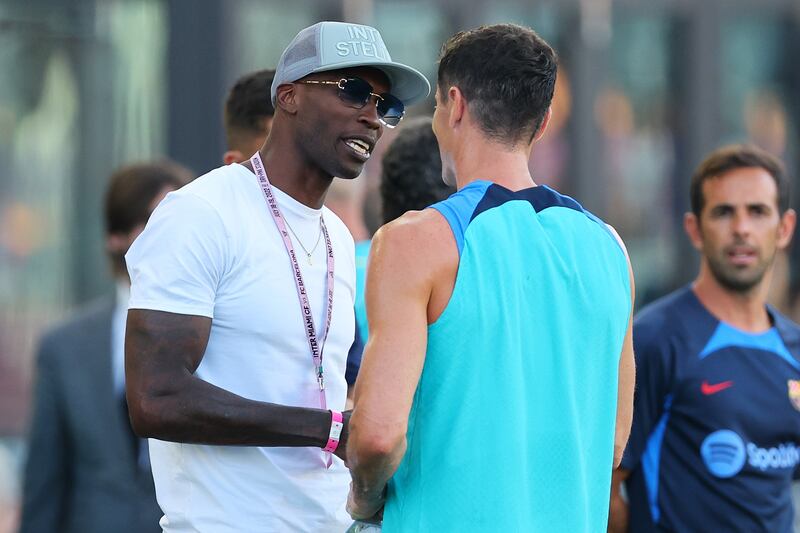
250, 152, 335, 410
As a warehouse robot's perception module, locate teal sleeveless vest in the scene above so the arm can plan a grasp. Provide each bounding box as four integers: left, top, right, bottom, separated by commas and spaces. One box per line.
382, 180, 631, 533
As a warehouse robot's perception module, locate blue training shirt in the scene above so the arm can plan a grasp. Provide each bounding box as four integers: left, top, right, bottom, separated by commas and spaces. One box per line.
623, 286, 800, 532
382, 180, 631, 533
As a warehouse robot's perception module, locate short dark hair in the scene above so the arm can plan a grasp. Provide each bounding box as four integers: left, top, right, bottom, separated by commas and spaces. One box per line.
224, 69, 275, 150
105, 160, 193, 277
437, 24, 557, 146
380, 116, 454, 224
105, 160, 193, 236
690, 144, 790, 217
362, 186, 382, 237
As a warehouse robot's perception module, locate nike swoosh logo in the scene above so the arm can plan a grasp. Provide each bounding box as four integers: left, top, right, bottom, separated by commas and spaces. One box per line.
701, 380, 734, 395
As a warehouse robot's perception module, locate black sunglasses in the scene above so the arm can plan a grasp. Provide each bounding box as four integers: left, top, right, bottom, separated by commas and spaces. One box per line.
297, 77, 405, 128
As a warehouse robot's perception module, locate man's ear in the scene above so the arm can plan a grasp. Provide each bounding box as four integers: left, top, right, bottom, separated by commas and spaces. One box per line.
447, 86, 466, 128
223, 150, 244, 165
778, 208, 797, 249
684, 212, 703, 251
275, 83, 298, 115
533, 106, 552, 143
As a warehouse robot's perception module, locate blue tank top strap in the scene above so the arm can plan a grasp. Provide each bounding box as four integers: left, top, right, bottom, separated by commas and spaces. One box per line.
470, 184, 624, 256
428, 180, 491, 256
430, 180, 624, 260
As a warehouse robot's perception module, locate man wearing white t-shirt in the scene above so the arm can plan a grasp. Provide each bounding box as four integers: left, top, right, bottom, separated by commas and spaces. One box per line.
123, 21, 429, 532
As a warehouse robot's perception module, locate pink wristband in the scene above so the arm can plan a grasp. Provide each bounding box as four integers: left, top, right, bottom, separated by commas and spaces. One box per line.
323, 410, 344, 453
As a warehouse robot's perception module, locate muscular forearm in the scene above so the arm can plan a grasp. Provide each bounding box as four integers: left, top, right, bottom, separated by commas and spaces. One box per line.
125, 309, 337, 448
129, 375, 331, 446
351, 452, 400, 499
347, 421, 406, 518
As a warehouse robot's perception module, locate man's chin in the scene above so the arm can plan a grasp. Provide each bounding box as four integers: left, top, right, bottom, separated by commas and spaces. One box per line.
334, 163, 365, 181
711, 268, 765, 294
336, 173, 361, 181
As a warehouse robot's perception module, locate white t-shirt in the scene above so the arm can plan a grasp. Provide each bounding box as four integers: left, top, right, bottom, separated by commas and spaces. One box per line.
126, 163, 355, 532
111, 282, 129, 397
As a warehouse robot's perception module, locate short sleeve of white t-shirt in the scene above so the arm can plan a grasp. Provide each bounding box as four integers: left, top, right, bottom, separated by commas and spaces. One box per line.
126, 191, 229, 318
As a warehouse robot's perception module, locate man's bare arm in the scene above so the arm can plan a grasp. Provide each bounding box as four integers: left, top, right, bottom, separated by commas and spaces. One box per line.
346, 211, 454, 520
125, 309, 346, 455
607, 224, 635, 532
615, 297, 635, 467
607, 224, 635, 467
609, 318, 634, 532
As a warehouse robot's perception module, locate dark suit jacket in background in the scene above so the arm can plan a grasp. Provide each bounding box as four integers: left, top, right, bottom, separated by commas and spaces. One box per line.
20, 297, 162, 533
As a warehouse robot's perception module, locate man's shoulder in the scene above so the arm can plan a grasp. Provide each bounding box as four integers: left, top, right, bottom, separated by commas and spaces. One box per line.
380, 209, 452, 246
771, 307, 800, 329
176, 164, 248, 203
38, 297, 112, 361
633, 287, 700, 352
373, 209, 457, 278
636, 287, 696, 325
42, 297, 112, 340
770, 306, 800, 354
146, 164, 249, 236
424, 181, 487, 250
167, 163, 255, 214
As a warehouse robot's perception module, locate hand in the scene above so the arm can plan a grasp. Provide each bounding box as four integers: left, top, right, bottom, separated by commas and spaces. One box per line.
347, 482, 385, 522
334, 410, 352, 463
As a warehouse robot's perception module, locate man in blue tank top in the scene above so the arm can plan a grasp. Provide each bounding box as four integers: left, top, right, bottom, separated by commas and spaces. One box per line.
346, 24, 636, 532
608, 145, 799, 532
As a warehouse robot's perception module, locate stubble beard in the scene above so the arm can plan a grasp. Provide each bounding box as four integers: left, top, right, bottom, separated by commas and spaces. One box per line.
705, 244, 775, 295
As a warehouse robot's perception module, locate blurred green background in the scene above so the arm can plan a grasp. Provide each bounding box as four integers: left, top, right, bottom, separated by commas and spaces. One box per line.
1, 0, 799, 529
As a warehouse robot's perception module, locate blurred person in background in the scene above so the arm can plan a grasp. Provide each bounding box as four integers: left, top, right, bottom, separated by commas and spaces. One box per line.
0, 445, 19, 533
347, 23, 635, 531
322, 179, 367, 403
19, 161, 192, 533
379, 116, 454, 225
223, 68, 275, 165
353, 186, 381, 344
124, 21, 429, 532
610, 145, 799, 532
352, 116, 454, 343
325, 179, 370, 241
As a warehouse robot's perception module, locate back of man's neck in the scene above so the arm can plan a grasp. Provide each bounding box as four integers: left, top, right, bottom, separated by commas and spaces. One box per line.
453, 147, 536, 192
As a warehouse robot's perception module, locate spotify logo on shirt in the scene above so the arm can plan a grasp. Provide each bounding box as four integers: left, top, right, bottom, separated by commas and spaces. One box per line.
701, 429, 800, 478
701, 430, 746, 478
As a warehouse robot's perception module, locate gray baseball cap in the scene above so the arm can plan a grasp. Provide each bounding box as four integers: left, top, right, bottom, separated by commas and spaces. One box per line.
271, 21, 431, 107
